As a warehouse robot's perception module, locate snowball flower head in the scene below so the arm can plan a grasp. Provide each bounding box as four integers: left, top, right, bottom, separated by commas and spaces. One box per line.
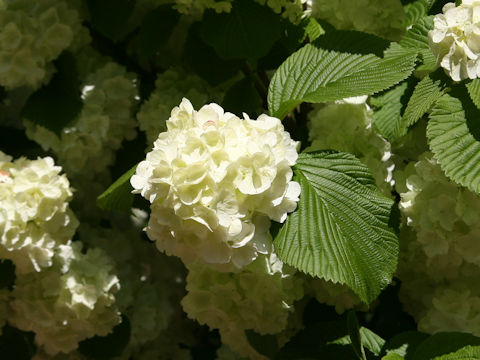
429, 0, 480, 81
131, 99, 300, 270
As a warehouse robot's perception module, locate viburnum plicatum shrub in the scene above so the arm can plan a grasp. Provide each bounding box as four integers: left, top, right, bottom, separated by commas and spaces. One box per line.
5, 0, 480, 359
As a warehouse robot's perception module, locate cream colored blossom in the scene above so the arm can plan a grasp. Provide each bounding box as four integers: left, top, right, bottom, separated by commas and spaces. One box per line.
132, 99, 300, 270
0, 0, 90, 89
137, 67, 223, 146
429, 1, 480, 81
182, 253, 304, 360
8, 241, 121, 355
25, 60, 138, 178
0, 152, 78, 274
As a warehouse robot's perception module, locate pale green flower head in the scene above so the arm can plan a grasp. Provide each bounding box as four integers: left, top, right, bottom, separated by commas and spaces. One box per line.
25, 58, 138, 178
312, 0, 406, 41
131, 98, 300, 270
182, 253, 304, 359
0, 0, 89, 89
429, 1, 480, 81
8, 241, 121, 355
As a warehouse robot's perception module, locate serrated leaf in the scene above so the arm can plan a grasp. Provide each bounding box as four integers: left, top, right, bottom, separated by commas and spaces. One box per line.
399, 16, 436, 73
381, 331, 429, 359
412, 332, 480, 360
371, 81, 410, 142
383, 354, 405, 360
273, 151, 398, 303
433, 346, 480, 360
427, 92, 480, 194
466, 79, 480, 109
22, 52, 82, 136
97, 164, 137, 212
402, 69, 448, 128
304, 17, 324, 42
268, 44, 416, 119
404, 1, 429, 27
200, 0, 281, 61
360, 327, 386, 356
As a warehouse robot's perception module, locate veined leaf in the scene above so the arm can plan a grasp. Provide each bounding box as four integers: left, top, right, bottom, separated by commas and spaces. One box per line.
404, 0, 429, 27
273, 151, 398, 304
433, 346, 480, 360
347, 311, 367, 360
97, 164, 137, 212
402, 69, 448, 129
466, 79, 480, 109
412, 332, 480, 360
427, 92, 480, 194
399, 16, 435, 73
371, 81, 410, 142
268, 44, 416, 119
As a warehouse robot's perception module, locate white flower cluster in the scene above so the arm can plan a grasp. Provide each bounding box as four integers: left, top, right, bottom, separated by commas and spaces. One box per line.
307, 97, 394, 196
312, 0, 406, 40
0, 152, 78, 274
132, 98, 300, 270
25, 60, 138, 178
396, 152, 480, 336
9, 241, 120, 355
0, 0, 89, 89
78, 224, 181, 355
254, 0, 311, 23
137, 67, 223, 146
429, 1, 480, 81
181, 253, 304, 360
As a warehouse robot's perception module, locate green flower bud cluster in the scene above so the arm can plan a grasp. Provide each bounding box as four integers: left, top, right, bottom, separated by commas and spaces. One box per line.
25, 58, 138, 179
396, 152, 480, 336
312, 0, 406, 40
0, 0, 89, 89
137, 67, 223, 146
307, 98, 394, 196
181, 253, 304, 359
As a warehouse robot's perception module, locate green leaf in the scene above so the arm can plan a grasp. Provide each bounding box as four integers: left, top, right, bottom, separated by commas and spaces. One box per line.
200, 0, 281, 61
86, 0, 135, 42
97, 164, 137, 212
360, 327, 386, 357
268, 44, 416, 119
427, 91, 480, 194
399, 16, 435, 73
137, 5, 180, 58
347, 311, 367, 360
381, 331, 429, 359
433, 346, 480, 360
383, 354, 405, 360
412, 332, 480, 360
313, 31, 390, 57
273, 151, 398, 303
404, 0, 433, 27
402, 69, 448, 129
466, 79, 480, 109
22, 52, 82, 136
371, 80, 410, 142
304, 17, 324, 42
